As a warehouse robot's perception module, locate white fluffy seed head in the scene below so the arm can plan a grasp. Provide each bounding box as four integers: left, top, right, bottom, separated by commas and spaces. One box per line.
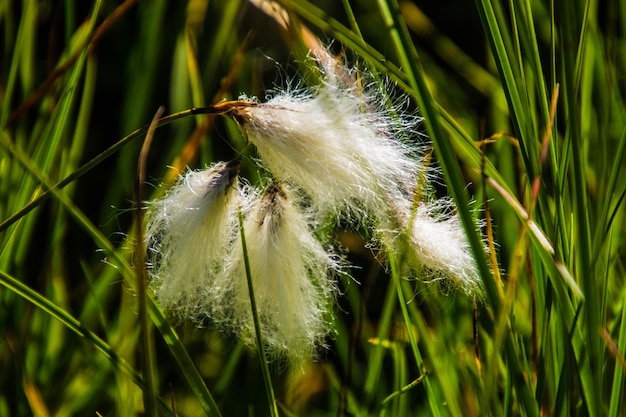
221, 182, 338, 364
402, 199, 483, 296
145, 160, 240, 319
231, 51, 425, 223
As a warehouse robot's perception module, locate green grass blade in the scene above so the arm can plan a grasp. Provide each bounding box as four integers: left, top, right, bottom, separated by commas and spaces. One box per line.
236, 208, 279, 417
0, 0, 34, 127
0, 269, 174, 417
388, 253, 445, 417
609, 297, 626, 417
474, 0, 535, 173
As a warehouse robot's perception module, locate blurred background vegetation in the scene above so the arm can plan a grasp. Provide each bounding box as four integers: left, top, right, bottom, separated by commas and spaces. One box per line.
1, 0, 625, 416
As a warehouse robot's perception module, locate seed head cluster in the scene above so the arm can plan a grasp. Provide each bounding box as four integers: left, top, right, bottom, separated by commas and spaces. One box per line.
145, 47, 485, 363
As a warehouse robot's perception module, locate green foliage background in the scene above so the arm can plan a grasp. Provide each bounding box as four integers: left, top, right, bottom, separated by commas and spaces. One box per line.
1, 0, 625, 416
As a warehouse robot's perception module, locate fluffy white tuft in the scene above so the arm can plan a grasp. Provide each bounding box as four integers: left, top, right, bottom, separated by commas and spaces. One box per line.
220, 182, 338, 364
145, 160, 240, 319
232, 50, 424, 222
405, 199, 483, 295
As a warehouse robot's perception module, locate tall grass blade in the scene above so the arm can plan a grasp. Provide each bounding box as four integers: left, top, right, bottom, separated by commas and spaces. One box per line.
236, 208, 279, 417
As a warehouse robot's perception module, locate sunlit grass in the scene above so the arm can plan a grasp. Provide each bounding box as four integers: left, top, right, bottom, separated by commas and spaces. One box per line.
1, 1, 625, 416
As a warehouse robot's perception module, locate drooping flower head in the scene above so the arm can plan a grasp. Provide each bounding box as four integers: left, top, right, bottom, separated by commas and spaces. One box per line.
145, 159, 241, 319
222, 182, 339, 363
403, 199, 483, 295
228, 48, 424, 223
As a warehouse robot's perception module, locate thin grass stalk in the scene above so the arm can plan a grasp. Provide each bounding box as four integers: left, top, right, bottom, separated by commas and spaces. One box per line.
236, 208, 279, 417
560, 3, 602, 413
184, 29, 206, 110
203, 0, 246, 95
391, 344, 408, 416
67, 55, 97, 190
362, 277, 397, 407
516, 0, 552, 132
42, 0, 102, 165
474, 0, 535, 173
183, 26, 214, 164
379, 373, 427, 412
593, 128, 626, 261
213, 343, 245, 395
0, 0, 32, 127
338, 0, 389, 95
135, 108, 164, 417
388, 253, 443, 417
119, 0, 166, 134
0, 108, 203, 233
569, 107, 601, 416
334, 274, 365, 416
340, 0, 362, 39
609, 296, 626, 417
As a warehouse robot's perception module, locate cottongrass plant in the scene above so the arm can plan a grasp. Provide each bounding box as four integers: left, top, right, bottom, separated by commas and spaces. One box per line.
4, 1, 622, 415
145, 46, 484, 363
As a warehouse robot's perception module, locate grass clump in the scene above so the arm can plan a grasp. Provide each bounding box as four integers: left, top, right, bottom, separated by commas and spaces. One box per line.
1, 0, 624, 416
